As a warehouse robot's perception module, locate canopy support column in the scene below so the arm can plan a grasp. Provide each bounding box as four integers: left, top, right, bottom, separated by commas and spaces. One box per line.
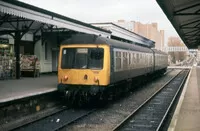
14, 31, 21, 79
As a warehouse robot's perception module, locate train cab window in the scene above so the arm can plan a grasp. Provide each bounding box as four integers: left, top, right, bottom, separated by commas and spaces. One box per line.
61, 48, 104, 69
74, 48, 88, 69
61, 48, 75, 68
88, 48, 104, 69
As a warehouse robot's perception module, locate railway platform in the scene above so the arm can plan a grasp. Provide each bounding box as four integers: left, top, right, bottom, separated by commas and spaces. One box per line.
168, 66, 200, 131
0, 74, 57, 104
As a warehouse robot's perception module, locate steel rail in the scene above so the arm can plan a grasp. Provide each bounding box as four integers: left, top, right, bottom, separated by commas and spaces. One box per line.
8, 106, 68, 131
54, 109, 97, 131
112, 69, 189, 131
13, 108, 96, 131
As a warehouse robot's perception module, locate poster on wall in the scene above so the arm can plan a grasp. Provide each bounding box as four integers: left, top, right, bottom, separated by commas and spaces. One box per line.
0, 38, 10, 56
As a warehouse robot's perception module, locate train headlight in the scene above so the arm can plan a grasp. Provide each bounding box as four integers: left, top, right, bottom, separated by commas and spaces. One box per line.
94, 76, 99, 83
64, 75, 68, 81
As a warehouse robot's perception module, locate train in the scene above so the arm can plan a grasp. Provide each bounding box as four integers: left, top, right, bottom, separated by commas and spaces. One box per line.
57, 34, 168, 102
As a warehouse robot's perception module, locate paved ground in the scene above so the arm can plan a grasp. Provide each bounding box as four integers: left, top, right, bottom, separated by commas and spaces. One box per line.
174, 67, 200, 131
0, 74, 57, 103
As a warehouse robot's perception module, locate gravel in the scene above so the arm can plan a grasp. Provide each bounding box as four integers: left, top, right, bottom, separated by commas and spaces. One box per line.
62, 70, 181, 131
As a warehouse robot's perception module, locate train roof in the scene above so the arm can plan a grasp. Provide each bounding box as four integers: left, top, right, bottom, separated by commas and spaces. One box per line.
61, 34, 153, 53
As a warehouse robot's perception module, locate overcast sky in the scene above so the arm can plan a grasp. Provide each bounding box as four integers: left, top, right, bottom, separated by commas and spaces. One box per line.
19, 0, 179, 44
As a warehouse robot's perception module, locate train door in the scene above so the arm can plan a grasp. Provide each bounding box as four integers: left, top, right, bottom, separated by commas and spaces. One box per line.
52, 48, 59, 72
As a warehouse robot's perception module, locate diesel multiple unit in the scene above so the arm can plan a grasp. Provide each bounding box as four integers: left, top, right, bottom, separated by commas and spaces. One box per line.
57, 34, 168, 99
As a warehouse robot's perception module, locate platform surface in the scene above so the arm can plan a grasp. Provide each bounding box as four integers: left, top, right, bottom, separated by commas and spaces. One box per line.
169, 66, 200, 131
0, 74, 57, 103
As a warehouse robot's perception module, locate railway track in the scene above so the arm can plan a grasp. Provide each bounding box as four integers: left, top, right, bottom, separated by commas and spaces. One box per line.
0, 92, 63, 131
112, 69, 189, 131
13, 108, 96, 131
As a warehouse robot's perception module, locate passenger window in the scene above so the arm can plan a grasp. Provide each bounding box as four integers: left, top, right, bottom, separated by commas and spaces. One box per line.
115, 51, 122, 70
129, 53, 131, 65
132, 53, 135, 67
137, 53, 139, 63
123, 52, 128, 69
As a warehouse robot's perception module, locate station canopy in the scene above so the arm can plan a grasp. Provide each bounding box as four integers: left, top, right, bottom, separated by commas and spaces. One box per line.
92, 22, 155, 48
0, 0, 111, 38
157, 0, 200, 49
0, 0, 111, 79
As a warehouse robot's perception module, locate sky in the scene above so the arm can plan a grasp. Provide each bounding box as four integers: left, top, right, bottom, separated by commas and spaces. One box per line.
19, 0, 180, 45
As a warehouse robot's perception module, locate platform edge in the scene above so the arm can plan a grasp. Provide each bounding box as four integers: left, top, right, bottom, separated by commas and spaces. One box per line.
167, 67, 193, 131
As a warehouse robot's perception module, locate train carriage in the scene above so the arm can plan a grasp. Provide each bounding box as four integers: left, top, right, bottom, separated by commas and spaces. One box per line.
109, 38, 154, 84
152, 49, 168, 73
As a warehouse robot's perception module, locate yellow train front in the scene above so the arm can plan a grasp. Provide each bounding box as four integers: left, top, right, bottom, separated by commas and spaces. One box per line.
57, 34, 111, 101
